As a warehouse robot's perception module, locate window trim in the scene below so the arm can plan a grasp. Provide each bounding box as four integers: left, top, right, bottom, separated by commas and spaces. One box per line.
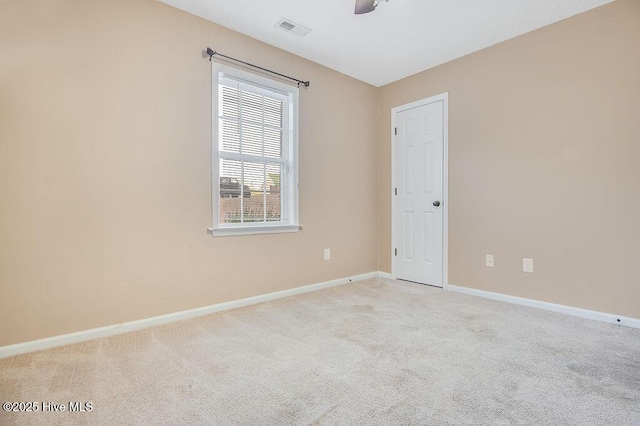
209, 62, 299, 237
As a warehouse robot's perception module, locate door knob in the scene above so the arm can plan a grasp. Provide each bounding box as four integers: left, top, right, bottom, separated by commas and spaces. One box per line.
433, 200, 441, 207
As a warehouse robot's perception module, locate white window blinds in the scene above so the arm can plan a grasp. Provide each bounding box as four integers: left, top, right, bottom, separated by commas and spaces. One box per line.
217, 74, 292, 226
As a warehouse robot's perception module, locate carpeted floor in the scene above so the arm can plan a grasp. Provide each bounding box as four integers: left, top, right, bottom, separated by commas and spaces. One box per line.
1, 278, 639, 425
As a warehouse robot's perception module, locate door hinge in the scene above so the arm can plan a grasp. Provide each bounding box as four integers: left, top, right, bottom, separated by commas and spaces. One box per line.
394, 187, 397, 196
394, 248, 397, 256
394, 127, 397, 135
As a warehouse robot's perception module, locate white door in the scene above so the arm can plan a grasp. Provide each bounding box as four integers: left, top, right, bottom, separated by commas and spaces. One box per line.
395, 100, 444, 286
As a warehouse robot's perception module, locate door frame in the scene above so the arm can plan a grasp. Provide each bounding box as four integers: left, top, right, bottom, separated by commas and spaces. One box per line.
391, 92, 449, 288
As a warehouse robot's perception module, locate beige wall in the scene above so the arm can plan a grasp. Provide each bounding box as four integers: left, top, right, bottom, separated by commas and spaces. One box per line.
2, 0, 639, 348
0, 0, 378, 346
377, 0, 640, 318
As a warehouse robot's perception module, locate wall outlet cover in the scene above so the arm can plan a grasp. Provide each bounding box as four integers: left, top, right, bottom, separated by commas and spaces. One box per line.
486, 254, 494, 267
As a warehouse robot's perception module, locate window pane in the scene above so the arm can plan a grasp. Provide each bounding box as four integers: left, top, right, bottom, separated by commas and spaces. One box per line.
266, 163, 283, 222
242, 161, 264, 197
264, 127, 282, 159
220, 85, 239, 119
219, 159, 243, 224
264, 97, 283, 127
220, 119, 240, 153
240, 122, 262, 156
240, 90, 263, 124
240, 161, 264, 223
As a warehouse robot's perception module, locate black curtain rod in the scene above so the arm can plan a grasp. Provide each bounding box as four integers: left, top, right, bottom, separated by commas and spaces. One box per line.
206, 47, 310, 88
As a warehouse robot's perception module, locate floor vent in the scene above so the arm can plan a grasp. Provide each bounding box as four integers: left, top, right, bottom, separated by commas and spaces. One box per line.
275, 18, 312, 38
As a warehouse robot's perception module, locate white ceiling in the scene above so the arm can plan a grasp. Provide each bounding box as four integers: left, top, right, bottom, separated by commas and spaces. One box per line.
159, 0, 614, 87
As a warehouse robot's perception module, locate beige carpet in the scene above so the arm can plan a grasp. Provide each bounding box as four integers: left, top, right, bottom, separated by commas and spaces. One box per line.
1, 278, 639, 425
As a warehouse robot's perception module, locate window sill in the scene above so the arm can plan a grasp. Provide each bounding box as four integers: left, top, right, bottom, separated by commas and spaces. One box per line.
207, 224, 302, 237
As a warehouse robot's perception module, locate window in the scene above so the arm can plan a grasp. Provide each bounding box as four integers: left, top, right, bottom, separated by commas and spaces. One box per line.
209, 63, 299, 237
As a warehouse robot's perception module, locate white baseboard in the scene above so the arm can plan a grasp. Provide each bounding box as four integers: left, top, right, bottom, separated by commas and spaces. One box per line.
377, 271, 394, 279
447, 284, 640, 329
0, 271, 380, 359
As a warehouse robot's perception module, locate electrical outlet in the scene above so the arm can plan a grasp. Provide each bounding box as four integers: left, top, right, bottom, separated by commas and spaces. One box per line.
324, 248, 330, 261
486, 254, 494, 267
523, 258, 534, 273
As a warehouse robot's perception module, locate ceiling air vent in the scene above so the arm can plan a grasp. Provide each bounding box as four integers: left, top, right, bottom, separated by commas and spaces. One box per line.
275, 18, 312, 38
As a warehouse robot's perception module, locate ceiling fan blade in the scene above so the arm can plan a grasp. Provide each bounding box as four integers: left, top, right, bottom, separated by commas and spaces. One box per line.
355, 0, 376, 15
